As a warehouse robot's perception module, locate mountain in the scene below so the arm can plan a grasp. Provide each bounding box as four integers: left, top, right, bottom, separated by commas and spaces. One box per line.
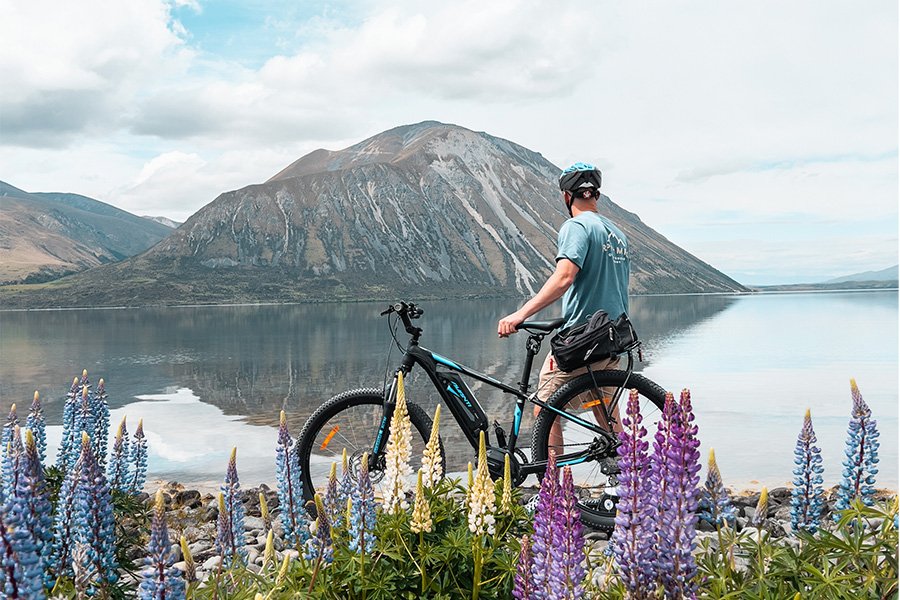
0, 122, 746, 308
142, 216, 182, 229
0, 182, 173, 285
825, 265, 898, 284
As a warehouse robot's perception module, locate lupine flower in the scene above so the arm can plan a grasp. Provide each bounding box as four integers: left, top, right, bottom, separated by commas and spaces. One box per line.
348, 452, 376, 555
835, 379, 881, 514
338, 448, 355, 511
613, 389, 656, 599
512, 535, 533, 600
410, 469, 433, 534
500, 453, 513, 514
21, 430, 54, 575
305, 494, 333, 565
550, 466, 586, 600
751, 487, 769, 528
275, 411, 309, 549
179, 536, 196, 583
49, 452, 80, 577
139, 489, 186, 600
699, 448, 736, 527
72, 386, 94, 459
108, 416, 131, 492
217, 448, 247, 566
1, 403, 19, 459
2, 425, 25, 500
57, 376, 80, 469
467, 430, 496, 536
260, 492, 272, 533
648, 392, 676, 587
91, 378, 111, 466
532, 450, 559, 598
26, 391, 46, 465
0, 496, 45, 600
655, 389, 701, 598
791, 409, 825, 532
323, 462, 343, 529
130, 419, 148, 493
72, 431, 119, 591
262, 530, 276, 571
382, 372, 413, 515
420, 404, 443, 488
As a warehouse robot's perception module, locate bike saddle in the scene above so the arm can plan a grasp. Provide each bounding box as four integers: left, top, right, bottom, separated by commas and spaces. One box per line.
518, 318, 565, 333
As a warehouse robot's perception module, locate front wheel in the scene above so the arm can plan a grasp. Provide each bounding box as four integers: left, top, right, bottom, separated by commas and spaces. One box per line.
531, 370, 667, 530
295, 388, 443, 506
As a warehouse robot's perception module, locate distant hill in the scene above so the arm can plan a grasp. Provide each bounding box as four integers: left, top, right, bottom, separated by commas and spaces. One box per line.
0, 122, 747, 308
825, 265, 898, 284
142, 216, 181, 229
0, 182, 172, 285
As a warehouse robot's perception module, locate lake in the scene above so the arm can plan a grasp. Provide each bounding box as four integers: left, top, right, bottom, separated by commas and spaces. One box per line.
0, 291, 896, 492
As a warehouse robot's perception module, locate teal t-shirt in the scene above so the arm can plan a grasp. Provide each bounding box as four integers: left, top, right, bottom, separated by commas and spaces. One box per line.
556, 211, 630, 330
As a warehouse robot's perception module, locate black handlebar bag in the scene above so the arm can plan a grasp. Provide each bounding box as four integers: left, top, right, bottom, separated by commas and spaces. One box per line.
549, 311, 639, 372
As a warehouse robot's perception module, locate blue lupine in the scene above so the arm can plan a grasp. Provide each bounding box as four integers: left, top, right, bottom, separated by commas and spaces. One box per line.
549, 466, 585, 600
130, 419, 148, 493
216, 448, 246, 566
656, 389, 701, 598
531, 451, 559, 599
139, 489, 186, 600
323, 463, 344, 530
613, 389, 657, 599
49, 455, 80, 578
0, 496, 46, 600
699, 448, 736, 527
274, 412, 309, 549
512, 535, 533, 600
835, 379, 881, 515
2, 425, 24, 501
20, 430, 54, 582
91, 379, 110, 467
72, 432, 119, 591
108, 416, 131, 492
348, 452, 376, 555
1, 404, 19, 461
791, 409, 825, 532
339, 448, 355, 511
56, 377, 80, 470
25, 391, 46, 465
305, 494, 333, 565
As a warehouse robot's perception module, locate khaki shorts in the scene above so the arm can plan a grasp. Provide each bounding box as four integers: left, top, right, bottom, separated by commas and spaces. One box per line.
535, 352, 620, 415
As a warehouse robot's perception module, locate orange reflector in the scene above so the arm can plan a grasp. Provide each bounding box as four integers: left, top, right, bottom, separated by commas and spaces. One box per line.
581, 399, 602, 409
320, 426, 340, 450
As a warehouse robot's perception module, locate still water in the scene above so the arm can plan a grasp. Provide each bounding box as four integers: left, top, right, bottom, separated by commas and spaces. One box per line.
0, 291, 896, 491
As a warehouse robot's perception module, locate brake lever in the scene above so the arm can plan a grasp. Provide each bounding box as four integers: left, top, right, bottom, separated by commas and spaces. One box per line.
380, 306, 395, 316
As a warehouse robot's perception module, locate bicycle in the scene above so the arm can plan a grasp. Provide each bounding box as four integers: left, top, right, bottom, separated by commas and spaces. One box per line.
296, 301, 667, 530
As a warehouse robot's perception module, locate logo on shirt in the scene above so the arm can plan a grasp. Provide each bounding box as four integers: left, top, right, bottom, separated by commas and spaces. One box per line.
602, 231, 628, 263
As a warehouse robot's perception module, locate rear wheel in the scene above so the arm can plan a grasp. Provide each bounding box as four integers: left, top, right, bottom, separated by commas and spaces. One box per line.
296, 388, 443, 506
531, 370, 667, 530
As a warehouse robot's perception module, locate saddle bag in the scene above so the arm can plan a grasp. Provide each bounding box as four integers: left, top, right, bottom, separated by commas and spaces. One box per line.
549, 310, 639, 372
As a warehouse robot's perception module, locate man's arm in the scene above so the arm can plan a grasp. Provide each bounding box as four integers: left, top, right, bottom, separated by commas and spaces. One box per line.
497, 258, 579, 336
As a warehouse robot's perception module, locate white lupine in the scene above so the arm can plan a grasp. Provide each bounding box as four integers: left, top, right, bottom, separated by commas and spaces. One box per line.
382, 372, 413, 515
467, 431, 496, 536
410, 470, 433, 534
420, 404, 443, 488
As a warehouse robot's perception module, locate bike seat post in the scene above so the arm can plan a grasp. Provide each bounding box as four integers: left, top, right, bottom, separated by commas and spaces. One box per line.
517, 333, 543, 394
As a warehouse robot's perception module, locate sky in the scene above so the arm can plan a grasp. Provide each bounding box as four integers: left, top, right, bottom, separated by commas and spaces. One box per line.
1, 0, 897, 285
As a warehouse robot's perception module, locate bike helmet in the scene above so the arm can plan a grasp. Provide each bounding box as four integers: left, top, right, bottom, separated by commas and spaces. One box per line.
558, 162, 602, 193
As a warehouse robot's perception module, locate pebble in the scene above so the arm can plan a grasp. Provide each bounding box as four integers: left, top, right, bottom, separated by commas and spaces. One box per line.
202, 556, 222, 571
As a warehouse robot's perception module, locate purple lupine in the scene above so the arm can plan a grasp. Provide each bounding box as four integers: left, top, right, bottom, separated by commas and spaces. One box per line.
549, 466, 586, 600
656, 389, 701, 598
835, 379, 880, 515
531, 451, 559, 599
323, 463, 343, 530
648, 392, 677, 586
791, 409, 825, 532
71, 432, 119, 592
512, 535, 533, 600
139, 490, 186, 599
699, 448, 736, 527
613, 389, 657, 599
274, 412, 309, 549
217, 448, 246, 566
26, 391, 47, 465
130, 420, 148, 493
305, 494, 333, 565
348, 453, 376, 555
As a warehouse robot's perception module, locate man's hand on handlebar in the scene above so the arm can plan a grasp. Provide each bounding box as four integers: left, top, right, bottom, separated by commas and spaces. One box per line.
497, 311, 526, 337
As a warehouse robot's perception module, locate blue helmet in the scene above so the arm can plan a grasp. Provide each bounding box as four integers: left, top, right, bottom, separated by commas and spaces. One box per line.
559, 162, 602, 193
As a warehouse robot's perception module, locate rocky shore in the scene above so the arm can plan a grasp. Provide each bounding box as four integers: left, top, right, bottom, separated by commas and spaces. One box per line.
128, 481, 896, 585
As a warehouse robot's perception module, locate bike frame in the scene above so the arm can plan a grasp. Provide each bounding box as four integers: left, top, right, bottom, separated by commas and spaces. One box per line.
371, 320, 630, 477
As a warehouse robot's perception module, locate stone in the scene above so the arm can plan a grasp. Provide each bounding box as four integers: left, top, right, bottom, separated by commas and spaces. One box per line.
243, 516, 265, 531
202, 556, 223, 570
774, 505, 791, 522
768, 487, 791, 504
204, 507, 218, 522
177, 490, 203, 509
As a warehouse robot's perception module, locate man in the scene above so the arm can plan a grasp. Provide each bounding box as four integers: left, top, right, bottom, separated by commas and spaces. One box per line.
497, 162, 629, 449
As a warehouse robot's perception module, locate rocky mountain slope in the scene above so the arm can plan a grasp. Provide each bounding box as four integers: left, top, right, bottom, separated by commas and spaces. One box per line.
0, 182, 173, 285
1, 122, 746, 308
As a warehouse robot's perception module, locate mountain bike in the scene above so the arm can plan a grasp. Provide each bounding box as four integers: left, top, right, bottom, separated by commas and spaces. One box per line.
296, 301, 667, 530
